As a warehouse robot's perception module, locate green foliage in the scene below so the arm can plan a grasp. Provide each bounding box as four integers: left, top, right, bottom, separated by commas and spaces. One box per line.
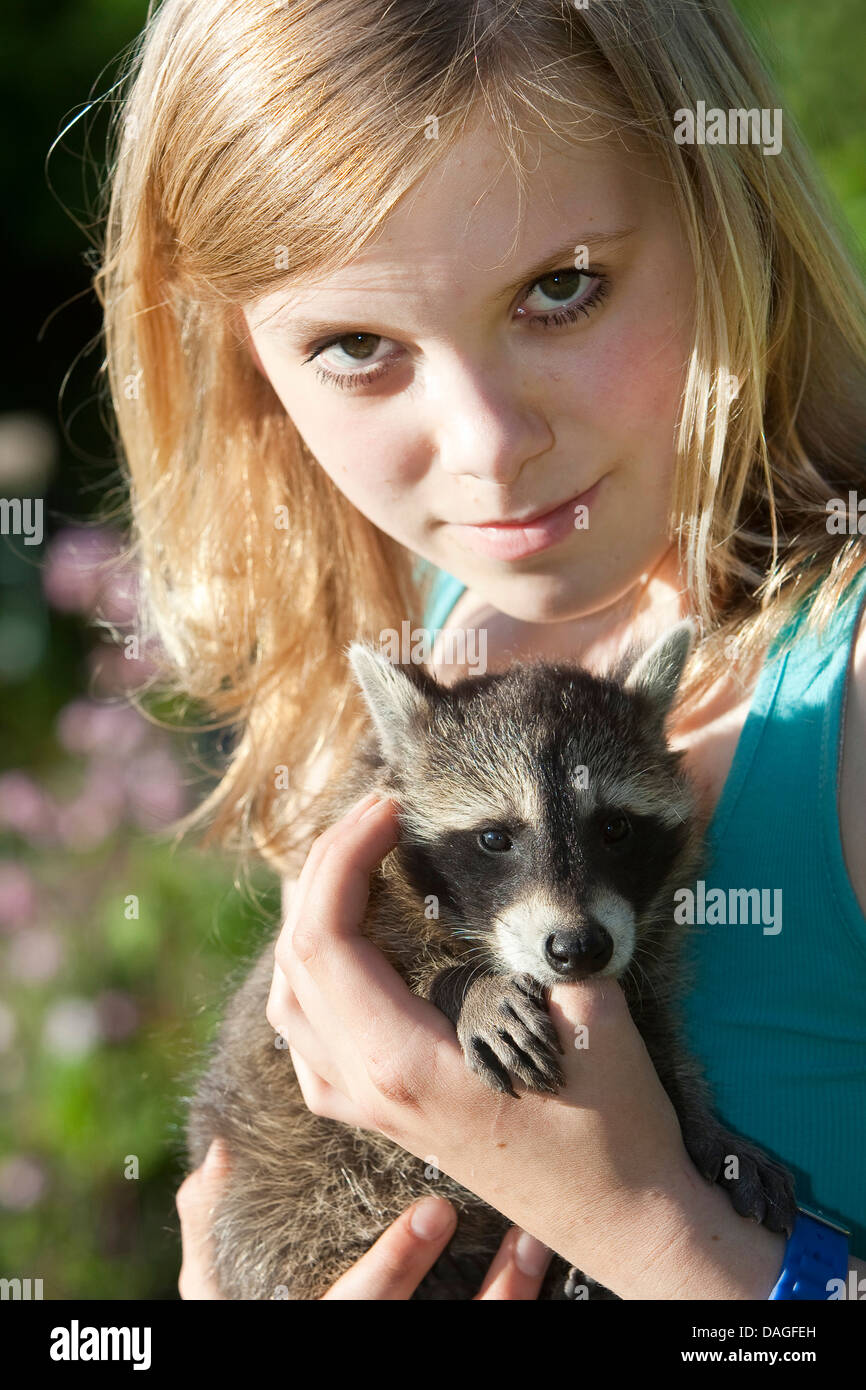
735, 0, 866, 247
0, 819, 279, 1299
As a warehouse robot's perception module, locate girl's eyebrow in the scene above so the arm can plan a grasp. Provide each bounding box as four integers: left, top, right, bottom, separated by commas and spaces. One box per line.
261, 224, 636, 341
491, 224, 637, 305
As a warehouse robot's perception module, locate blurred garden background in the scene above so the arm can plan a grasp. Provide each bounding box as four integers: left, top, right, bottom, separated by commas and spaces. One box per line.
0, 0, 864, 1299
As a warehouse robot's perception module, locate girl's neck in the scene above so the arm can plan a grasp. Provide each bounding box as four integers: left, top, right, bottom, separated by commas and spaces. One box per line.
442, 543, 692, 679
556, 543, 691, 676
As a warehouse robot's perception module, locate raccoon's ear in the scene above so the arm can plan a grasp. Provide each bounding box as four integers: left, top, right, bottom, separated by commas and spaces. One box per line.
346, 642, 435, 763
622, 618, 697, 722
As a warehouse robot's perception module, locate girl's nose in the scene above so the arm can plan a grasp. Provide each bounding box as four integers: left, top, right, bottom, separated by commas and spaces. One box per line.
431, 358, 555, 484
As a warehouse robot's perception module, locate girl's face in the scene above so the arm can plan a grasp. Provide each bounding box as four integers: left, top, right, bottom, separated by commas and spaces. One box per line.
243, 117, 696, 623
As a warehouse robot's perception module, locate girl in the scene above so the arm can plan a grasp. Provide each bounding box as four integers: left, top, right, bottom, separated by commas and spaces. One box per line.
97, 0, 866, 1296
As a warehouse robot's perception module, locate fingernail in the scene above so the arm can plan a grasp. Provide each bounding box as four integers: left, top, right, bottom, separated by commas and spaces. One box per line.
513, 1230, 552, 1277
409, 1196, 455, 1241
360, 795, 393, 821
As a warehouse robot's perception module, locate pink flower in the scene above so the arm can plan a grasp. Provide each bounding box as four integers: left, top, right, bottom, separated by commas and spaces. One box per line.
0, 1156, 47, 1211
0, 772, 54, 841
7, 927, 64, 982
95, 564, 141, 626
124, 748, 187, 830
0, 862, 38, 929
87, 642, 157, 694
42, 526, 121, 614
55, 698, 147, 758
55, 784, 124, 851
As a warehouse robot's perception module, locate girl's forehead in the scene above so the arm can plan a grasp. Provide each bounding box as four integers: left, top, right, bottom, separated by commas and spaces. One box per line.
246, 123, 661, 326
383, 119, 645, 233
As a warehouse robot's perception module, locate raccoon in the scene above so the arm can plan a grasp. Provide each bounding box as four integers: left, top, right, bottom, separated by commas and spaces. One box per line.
186, 619, 797, 1299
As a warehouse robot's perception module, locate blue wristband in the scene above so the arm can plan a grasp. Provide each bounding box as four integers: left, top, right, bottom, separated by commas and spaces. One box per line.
768, 1206, 850, 1300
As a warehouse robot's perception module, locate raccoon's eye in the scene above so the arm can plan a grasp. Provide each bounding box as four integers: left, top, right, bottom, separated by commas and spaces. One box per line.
601, 813, 631, 845
478, 828, 512, 853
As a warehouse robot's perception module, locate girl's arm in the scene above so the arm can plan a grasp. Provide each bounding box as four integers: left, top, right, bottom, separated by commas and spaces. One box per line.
271, 793, 861, 1299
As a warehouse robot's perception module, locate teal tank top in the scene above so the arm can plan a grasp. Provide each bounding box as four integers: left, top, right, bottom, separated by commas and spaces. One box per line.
418, 558, 866, 1253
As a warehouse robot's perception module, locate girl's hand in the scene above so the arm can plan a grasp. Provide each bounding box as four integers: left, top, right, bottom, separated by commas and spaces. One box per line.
177, 1139, 232, 1299
268, 792, 788, 1300
176, 1138, 554, 1300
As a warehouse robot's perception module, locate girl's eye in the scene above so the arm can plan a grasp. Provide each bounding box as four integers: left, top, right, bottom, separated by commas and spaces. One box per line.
312, 331, 396, 381
517, 268, 604, 321
307, 267, 608, 390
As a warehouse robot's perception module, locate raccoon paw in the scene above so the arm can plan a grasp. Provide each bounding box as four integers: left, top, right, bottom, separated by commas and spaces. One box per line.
456, 972, 565, 1098
684, 1125, 798, 1237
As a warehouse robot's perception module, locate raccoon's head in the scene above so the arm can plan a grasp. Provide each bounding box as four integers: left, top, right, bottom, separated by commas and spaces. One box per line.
347, 621, 699, 987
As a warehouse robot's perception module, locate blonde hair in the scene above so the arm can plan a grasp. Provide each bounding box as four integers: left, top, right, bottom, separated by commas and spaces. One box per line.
93, 0, 866, 878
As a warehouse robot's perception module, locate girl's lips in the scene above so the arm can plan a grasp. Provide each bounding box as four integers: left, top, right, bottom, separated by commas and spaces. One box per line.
449, 476, 604, 561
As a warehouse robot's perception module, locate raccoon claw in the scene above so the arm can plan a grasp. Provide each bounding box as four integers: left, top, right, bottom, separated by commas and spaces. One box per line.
722, 1150, 798, 1237
684, 1125, 797, 1237
457, 973, 565, 1096
466, 1038, 520, 1098
511, 971, 548, 1008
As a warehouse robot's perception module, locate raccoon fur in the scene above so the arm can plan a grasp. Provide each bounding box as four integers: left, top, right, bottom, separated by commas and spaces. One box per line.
186, 619, 797, 1299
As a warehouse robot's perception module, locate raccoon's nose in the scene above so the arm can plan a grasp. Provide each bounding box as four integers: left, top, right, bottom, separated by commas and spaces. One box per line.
544, 926, 613, 978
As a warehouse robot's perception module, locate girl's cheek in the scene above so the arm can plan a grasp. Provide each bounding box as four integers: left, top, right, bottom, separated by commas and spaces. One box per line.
264, 373, 438, 541
584, 313, 690, 440
316, 421, 432, 534
289, 381, 423, 479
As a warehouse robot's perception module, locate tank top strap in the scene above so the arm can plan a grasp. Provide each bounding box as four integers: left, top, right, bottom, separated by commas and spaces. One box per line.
420, 563, 468, 631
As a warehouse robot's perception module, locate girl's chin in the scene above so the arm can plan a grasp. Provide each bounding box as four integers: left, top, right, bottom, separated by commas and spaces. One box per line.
457, 566, 630, 626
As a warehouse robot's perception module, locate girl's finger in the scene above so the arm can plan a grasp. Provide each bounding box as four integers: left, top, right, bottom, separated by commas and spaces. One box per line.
177, 1139, 231, 1300
320, 1197, 457, 1300
268, 964, 361, 1100
289, 1045, 370, 1127
277, 797, 463, 1138
473, 1226, 554, 1301
267, 964, 334, 1066
296, 796, 400, 947
288, 800, 447, 1043
274, 796, 398, 982
284, 791, 384, 931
